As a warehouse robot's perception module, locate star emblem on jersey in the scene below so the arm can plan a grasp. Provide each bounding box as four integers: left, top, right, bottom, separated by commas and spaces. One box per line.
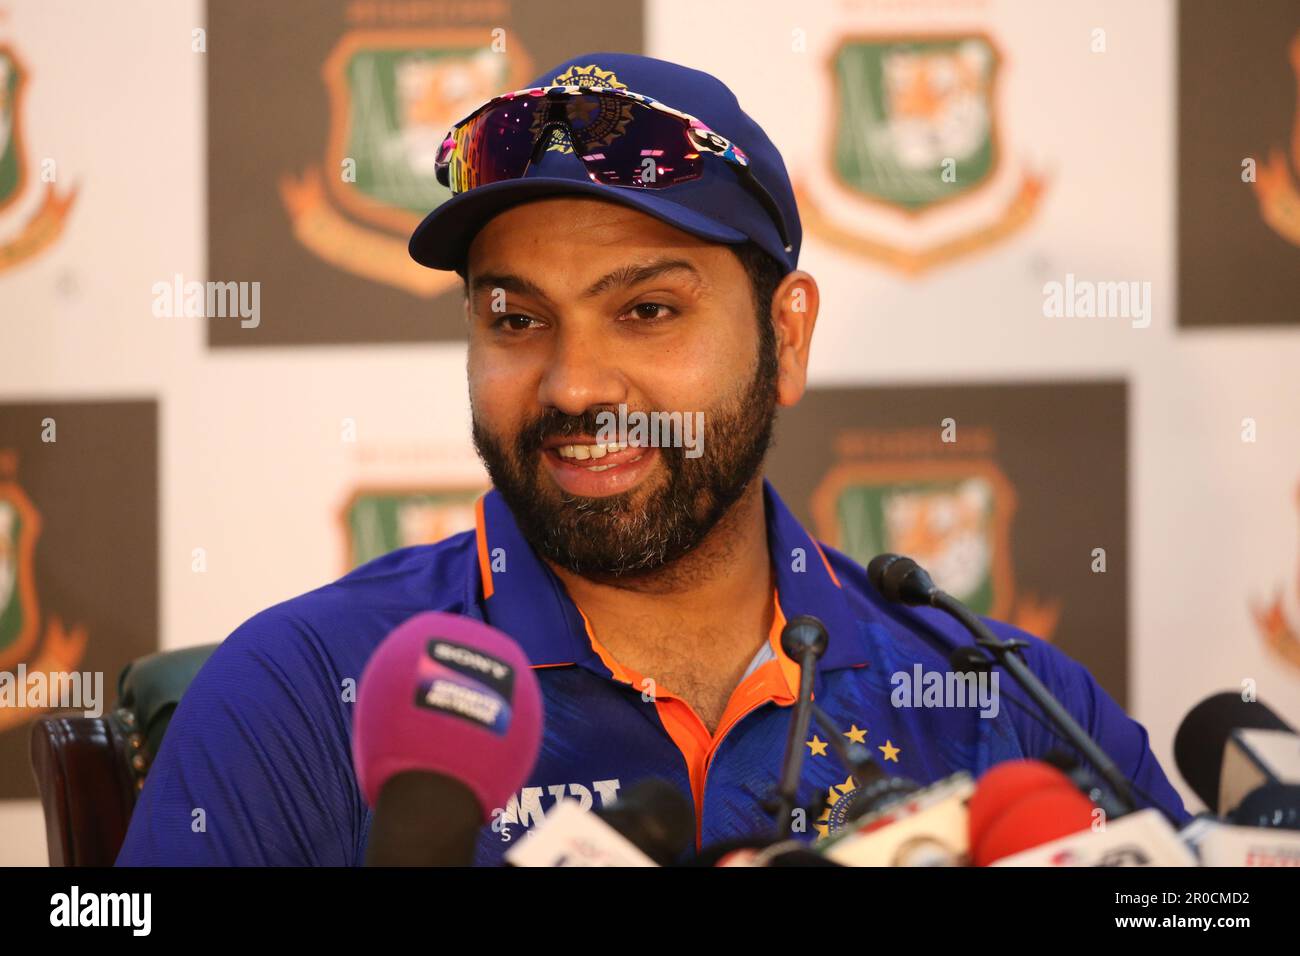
843, 724, 867, 744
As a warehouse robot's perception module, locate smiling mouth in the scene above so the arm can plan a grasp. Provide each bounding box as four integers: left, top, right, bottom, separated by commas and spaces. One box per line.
545, 441, 647, 473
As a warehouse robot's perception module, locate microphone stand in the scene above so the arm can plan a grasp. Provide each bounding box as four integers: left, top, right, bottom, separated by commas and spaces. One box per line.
870, 553, 1140, 813
773, 616, 828, 839
930, 590, 1136, 813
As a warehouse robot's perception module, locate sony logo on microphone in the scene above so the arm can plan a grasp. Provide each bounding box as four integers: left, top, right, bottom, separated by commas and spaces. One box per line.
431, 641, 510, 681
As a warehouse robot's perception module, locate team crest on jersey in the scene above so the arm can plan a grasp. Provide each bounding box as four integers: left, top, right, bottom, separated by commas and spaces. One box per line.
1250, 31, 1300, 248
0, 44, 78, 275
1252, 481, 1300, 674
279, 30, 533, 296
810, 427, 1060, 639
807, 722, 905, 836
795, 33, 1045, 275
0, 453, 88, 733
816, 775, 864, 837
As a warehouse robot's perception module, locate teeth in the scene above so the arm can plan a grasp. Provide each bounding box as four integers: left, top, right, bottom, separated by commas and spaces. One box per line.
556, 442, 627, 460
552, 443, 645, 472
577, 454, 643, 473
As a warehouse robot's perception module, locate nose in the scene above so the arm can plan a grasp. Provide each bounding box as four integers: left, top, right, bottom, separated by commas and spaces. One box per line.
537, 325, 628, 418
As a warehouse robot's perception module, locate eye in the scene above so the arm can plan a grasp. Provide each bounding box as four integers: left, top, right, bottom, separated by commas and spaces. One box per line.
492, 313, 544, 333
621, 302, 676, 322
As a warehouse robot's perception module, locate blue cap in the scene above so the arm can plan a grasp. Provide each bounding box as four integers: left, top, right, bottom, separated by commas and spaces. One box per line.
408, 52, 801, 275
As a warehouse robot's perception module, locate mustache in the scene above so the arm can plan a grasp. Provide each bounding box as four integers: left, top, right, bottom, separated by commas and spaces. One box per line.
514, 405, 681, 455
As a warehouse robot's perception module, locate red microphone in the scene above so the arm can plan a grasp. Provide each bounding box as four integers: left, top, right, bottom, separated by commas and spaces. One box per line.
352, 612, 543, 865
968, 760, 1096, 866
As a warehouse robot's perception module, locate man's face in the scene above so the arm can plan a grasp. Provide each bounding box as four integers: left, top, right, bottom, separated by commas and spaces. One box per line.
466, 197, 778, 578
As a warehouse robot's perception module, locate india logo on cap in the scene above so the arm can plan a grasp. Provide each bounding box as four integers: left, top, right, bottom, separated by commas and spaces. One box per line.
537, 64, 633, 156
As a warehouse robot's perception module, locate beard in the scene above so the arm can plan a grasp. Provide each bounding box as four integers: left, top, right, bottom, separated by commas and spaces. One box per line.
471, 333, 779, 579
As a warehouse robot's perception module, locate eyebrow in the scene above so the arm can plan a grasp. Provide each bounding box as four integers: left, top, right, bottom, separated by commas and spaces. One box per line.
470, 273, 550, 307
578, 258, 702, 299
469, 258, 703, 309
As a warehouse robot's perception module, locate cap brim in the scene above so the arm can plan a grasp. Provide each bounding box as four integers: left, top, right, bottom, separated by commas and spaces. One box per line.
408, 177, 749, 272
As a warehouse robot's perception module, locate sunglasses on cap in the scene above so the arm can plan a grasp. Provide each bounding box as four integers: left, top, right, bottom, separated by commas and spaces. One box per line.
434, 84, 793, 253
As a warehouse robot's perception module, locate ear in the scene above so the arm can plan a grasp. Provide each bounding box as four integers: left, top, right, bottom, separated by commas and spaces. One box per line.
771, 270, 820, 407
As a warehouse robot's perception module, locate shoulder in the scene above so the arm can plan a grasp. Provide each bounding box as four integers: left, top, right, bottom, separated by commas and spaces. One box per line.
818, 541, 1105, 726
202, 530, 482, 693
820, 542, 1075, 666
814, 543, 1189, 820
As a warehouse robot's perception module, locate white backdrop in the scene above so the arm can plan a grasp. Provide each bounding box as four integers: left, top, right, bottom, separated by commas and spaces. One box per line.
1, 0, 1297, 865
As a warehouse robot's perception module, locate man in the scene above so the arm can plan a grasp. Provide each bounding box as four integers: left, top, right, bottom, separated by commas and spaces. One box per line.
117, 52, 1188, 866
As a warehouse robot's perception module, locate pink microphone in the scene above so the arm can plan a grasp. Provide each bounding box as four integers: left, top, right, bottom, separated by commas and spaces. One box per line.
353, 612, 543, 865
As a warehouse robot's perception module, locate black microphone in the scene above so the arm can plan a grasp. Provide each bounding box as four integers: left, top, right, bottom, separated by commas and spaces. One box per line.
781, 614, 830, 660
598, 779, 696, 865
868, 553, 938, 606
1174, 692, 1297, 815
868, 551, 1138, 815
1229, 783, 1300, 831
1042, 748, 1133, 822
773, 615, 829, 838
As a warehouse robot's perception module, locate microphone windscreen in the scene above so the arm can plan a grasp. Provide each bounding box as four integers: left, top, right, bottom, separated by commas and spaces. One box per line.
968, 760, 1095, 866
352, 611, 543, 822
967, 759, 1078, 841
867, 553, 901, 592
1173, 692, 1292, 810
601, 779, 696, 865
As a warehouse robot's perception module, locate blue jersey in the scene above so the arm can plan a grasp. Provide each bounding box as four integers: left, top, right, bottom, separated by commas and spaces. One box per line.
116, 480, 1189, 865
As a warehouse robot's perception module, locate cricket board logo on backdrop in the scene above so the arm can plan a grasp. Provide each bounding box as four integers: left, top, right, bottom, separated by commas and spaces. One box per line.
810, 431, 1059, 639
1250, 31, 1300, 248
342, 485, 484, 569
0, 455, 87, 733
0, 45, 77, 275
796, 34, 1045, 275
1252, 481, 1300, 674
280, 30, 533, 297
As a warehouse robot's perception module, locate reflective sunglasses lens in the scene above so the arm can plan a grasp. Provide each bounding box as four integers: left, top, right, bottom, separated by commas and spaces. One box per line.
565, 94, 704, 188
447, 95, 548, 192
